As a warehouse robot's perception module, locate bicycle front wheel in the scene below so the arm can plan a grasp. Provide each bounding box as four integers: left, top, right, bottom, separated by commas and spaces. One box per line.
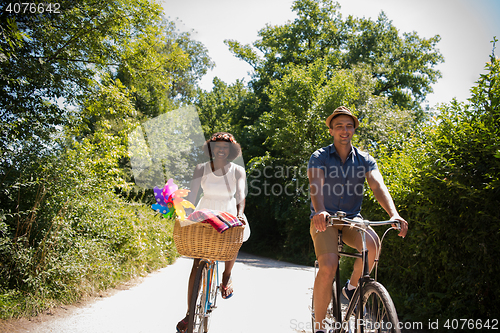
188, 261, 208, 333
356, 281, 400, 333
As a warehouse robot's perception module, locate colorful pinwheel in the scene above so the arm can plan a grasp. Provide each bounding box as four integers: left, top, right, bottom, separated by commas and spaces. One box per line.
151, 179, 195, 220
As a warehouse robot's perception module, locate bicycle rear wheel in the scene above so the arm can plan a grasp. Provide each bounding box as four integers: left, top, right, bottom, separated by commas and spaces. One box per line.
188, 261, 208, 333
356, 281, 400, 333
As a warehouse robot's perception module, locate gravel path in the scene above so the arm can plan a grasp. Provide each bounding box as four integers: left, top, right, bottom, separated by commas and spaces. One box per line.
4, 253, 316, 333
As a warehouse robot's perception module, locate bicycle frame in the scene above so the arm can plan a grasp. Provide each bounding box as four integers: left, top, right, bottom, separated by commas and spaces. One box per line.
188, 259, 220, 333
324, 211, 401, 333
202, 260, 219, 317
203, 260, 220, 326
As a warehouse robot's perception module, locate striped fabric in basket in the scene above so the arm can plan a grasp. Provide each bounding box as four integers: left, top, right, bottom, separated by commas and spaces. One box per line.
187, 209, 243, 233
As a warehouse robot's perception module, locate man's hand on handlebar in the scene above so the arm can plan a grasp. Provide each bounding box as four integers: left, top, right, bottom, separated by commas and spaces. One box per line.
391, 214, 408, 238
312, 210, 329, 232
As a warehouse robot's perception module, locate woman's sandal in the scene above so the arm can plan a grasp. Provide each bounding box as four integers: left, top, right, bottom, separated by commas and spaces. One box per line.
220, 278, 233, 299
176, 316, 188, 333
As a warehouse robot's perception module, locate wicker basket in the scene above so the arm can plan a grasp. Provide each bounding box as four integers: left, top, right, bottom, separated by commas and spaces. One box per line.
173, 218, 244, 261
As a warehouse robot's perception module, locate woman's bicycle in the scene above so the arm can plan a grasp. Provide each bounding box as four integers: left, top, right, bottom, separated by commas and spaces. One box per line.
173, 218, 244, 333
311, 211, 401, 333
187, 259, 220, 333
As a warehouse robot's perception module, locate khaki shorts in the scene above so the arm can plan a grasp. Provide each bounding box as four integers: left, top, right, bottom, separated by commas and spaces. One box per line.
310, 220, 378, 258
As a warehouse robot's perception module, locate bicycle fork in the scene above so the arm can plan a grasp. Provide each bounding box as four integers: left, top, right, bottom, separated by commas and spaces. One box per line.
342, 229, 373, 333
337, 231, 371, 333
205, 262, 219, 314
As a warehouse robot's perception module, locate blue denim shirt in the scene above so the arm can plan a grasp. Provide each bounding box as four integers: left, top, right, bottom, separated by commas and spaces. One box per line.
308, 144, 378, 219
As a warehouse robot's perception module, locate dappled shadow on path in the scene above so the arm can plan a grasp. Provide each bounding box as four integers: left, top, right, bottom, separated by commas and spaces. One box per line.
235, 252, 314, 271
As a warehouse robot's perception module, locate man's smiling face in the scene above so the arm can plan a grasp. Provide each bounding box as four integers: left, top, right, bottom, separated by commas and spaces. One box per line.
329, 114, 355, 146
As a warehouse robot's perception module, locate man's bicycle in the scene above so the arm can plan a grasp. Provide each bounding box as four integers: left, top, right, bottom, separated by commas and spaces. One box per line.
173, 218, 244, 333
311, 211, 401, 333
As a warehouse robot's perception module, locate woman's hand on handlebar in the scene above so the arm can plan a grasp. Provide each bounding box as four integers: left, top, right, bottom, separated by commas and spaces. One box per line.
312, 211, 329, 232
237, 214, 246, 225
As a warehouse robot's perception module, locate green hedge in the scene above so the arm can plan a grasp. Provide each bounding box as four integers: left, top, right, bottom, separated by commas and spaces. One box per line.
0, 193, 177, 319
368, 55, 500, 322
0, 134, 178, 319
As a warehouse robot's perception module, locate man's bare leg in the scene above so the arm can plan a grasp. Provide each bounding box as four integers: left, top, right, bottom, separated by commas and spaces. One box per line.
313, 253, 338, 332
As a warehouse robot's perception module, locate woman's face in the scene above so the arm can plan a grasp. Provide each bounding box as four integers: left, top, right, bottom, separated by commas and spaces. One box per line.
211, 141, 231, 160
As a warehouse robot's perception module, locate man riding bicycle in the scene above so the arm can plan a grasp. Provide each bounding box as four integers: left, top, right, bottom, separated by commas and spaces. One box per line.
307, 106, 408, 333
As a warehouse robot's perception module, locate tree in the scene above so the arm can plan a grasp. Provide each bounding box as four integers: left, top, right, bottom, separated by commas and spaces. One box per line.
116, 19, 214, 121
0, 1, 209, 317
241, 58, 415, 262
169, 27, 215, 102
0, 0, 174, 169
0, 0, 216, 208
226, 0, 443, 111
195, 77, 250, 138
224, 0, 427, 262
342, 12, 442, 111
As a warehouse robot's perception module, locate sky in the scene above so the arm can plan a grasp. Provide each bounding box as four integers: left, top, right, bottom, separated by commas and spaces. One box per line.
160, 0, 500, 108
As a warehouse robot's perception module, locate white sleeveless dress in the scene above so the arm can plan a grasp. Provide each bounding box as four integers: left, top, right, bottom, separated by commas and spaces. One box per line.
195, 162, 250, 242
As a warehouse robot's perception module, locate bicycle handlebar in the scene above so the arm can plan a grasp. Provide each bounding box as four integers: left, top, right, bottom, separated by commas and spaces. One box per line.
326, 211, 401, 230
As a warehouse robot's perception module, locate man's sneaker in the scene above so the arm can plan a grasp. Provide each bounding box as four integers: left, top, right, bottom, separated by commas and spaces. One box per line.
342, 280, 355, 302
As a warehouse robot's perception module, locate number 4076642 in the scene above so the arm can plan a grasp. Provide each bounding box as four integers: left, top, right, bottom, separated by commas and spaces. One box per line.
443, 318, 498, 330
5, 2, 61, 14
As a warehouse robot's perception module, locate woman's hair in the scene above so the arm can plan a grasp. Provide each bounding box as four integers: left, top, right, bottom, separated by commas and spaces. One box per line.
202, 132, 242, 161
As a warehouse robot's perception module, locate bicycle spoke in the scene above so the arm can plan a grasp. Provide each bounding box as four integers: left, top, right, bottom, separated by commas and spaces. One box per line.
357, 282, 400, 333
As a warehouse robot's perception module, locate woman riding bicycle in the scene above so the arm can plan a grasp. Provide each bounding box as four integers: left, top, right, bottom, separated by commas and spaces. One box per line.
176, 132, 250, 333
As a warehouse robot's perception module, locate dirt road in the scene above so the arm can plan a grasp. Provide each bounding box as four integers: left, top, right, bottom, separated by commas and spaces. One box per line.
5, 253, 316, 333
